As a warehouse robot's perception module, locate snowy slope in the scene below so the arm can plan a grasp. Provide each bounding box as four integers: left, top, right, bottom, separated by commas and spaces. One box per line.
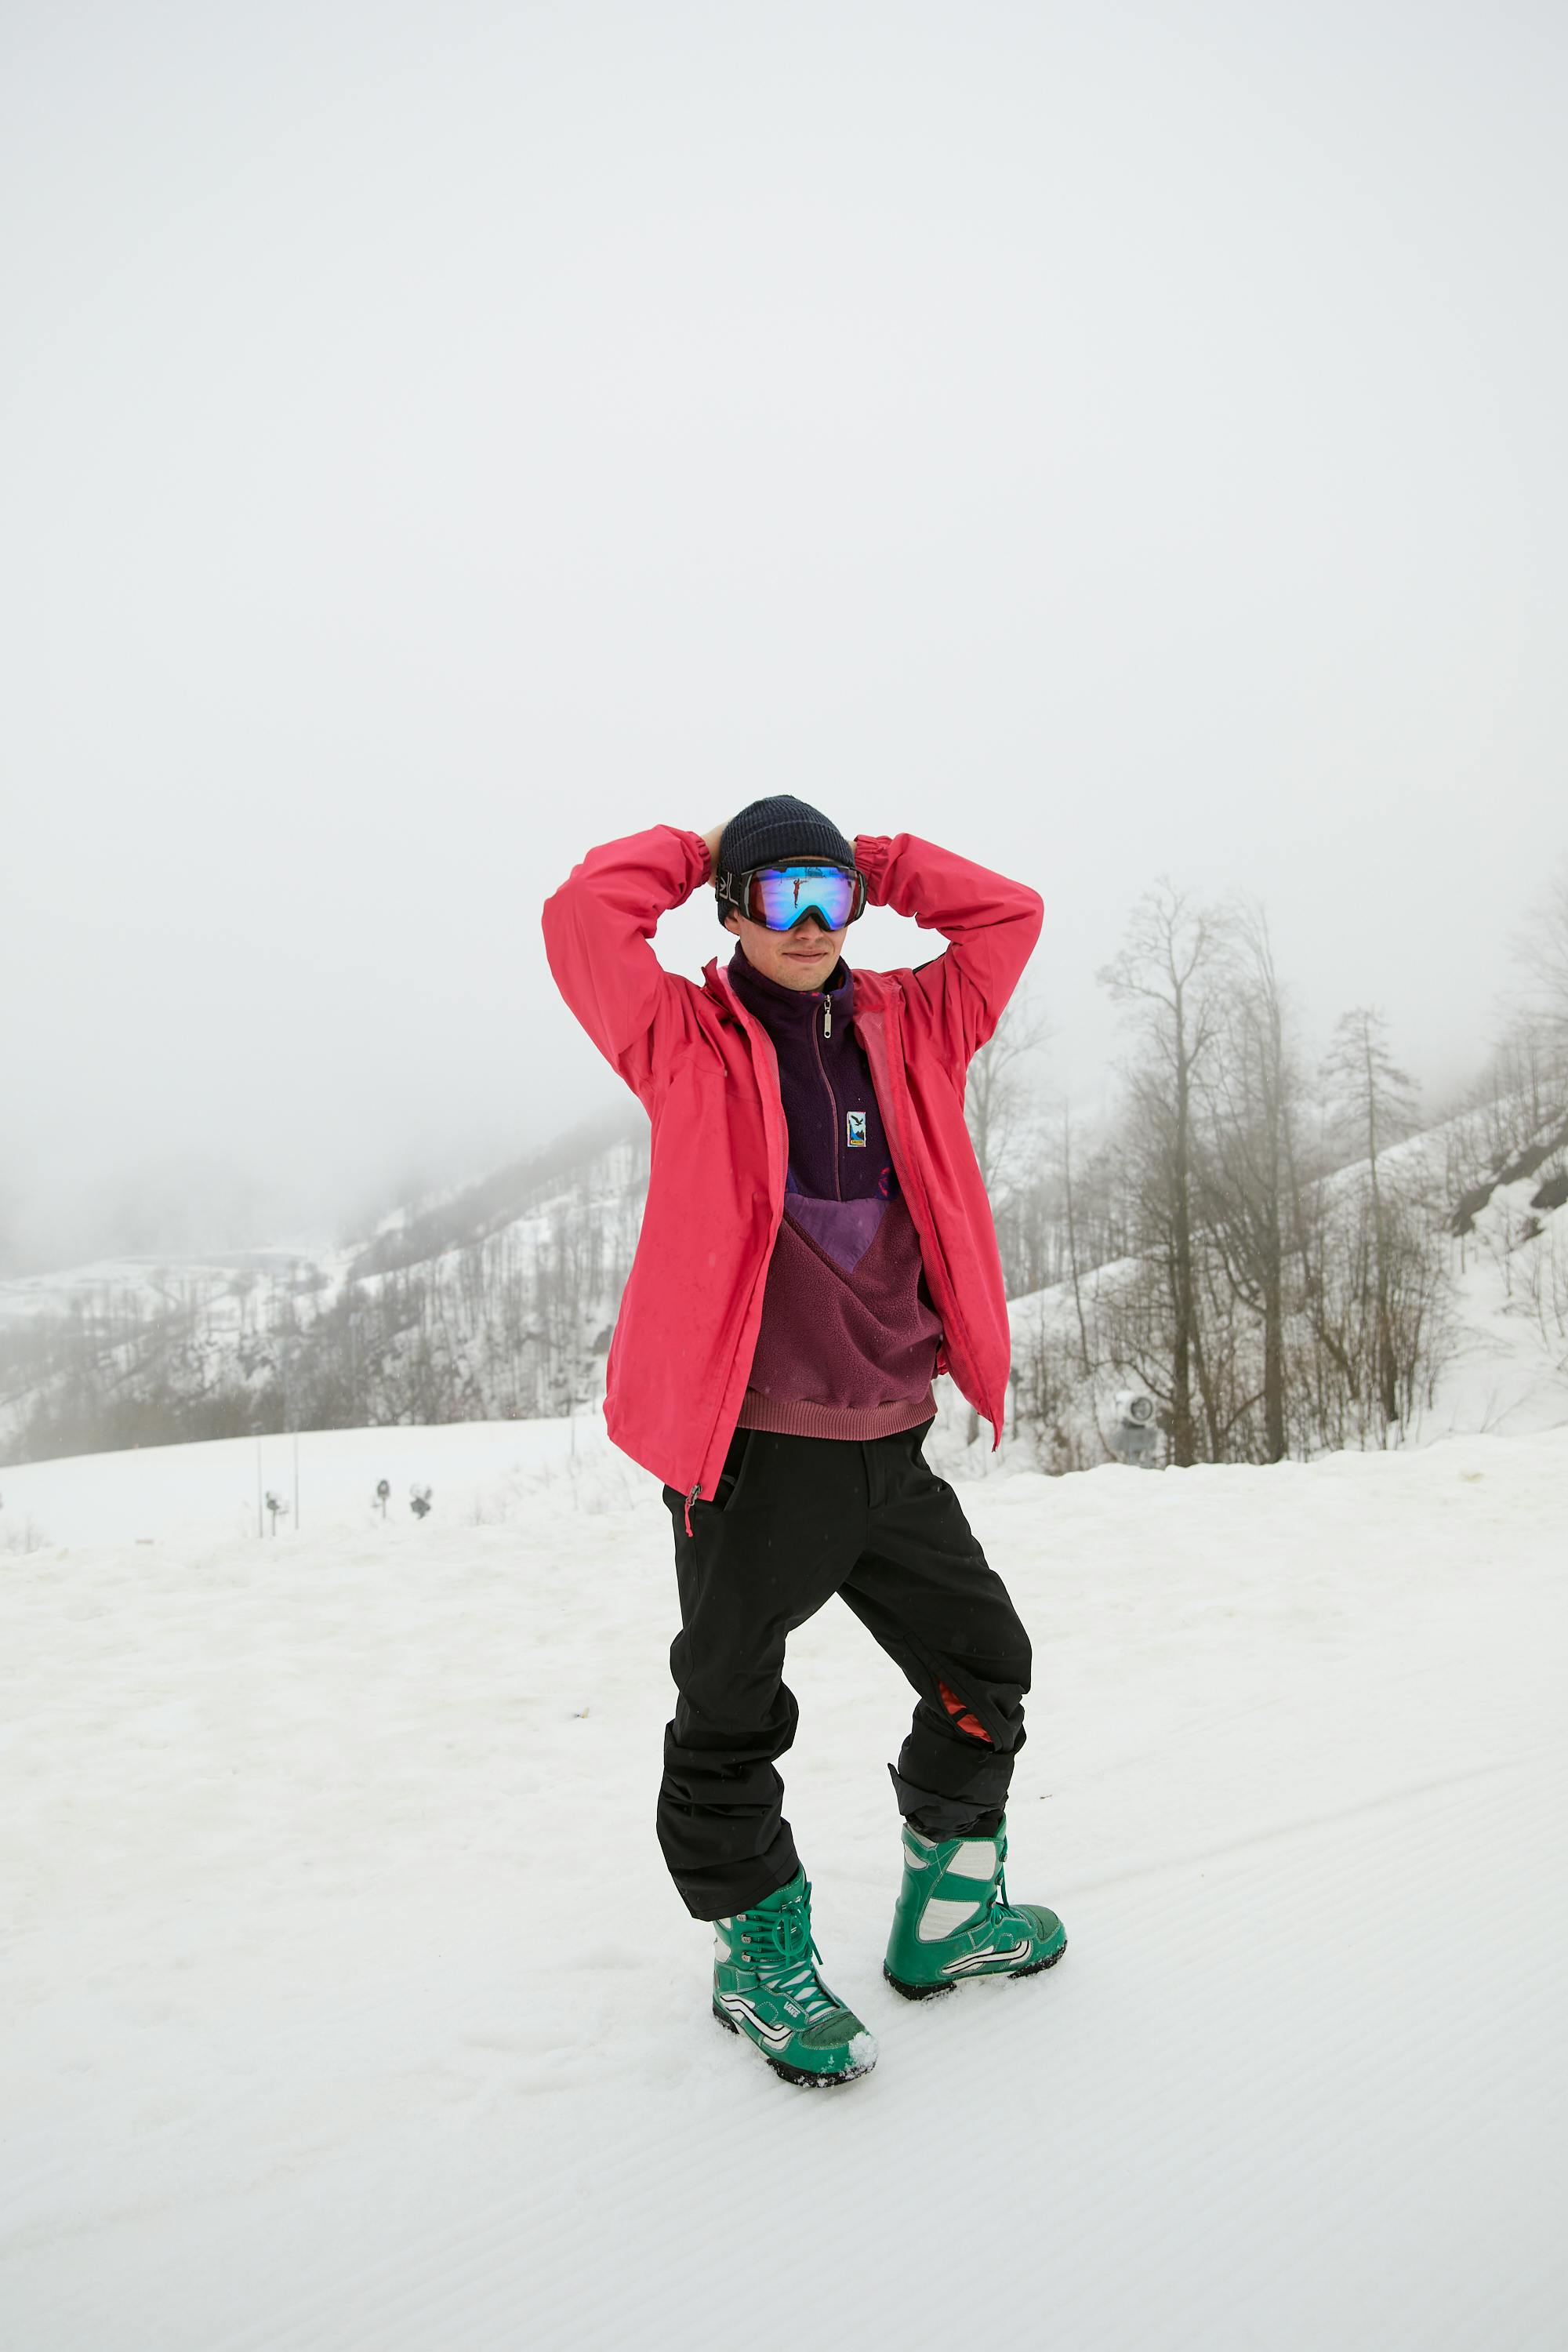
2, 1419, 1564, 2350
9, 1097, 1565, 1473
1432, 1171, 1568, 1439
1003, 1111, 1568, 1469
0, 1113, 648, 1463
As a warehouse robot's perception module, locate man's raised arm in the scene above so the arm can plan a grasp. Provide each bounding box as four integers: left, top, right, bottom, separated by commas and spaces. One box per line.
542, 825, 717, 1095
855, 833, 1044, 1067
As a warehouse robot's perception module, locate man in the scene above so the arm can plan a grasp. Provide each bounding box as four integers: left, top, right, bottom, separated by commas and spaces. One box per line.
543, 797, 1065, 2089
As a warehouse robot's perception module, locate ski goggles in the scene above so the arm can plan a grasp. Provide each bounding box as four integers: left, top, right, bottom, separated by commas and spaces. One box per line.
724, 862, 868, 932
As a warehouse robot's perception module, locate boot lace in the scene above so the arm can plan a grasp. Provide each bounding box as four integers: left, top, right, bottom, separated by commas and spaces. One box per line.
980, 1829, 1011, 1921
733, 1884, 840, 2023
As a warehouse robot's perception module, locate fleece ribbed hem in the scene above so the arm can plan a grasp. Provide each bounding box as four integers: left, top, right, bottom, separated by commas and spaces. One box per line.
735, 1385, 937, 1442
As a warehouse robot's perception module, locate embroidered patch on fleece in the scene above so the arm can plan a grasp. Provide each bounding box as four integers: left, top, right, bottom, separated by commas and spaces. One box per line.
846, 1111, 867, 1149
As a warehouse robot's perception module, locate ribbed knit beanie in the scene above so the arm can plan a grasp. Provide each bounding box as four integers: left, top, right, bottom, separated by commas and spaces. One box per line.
715, 796, 856, 924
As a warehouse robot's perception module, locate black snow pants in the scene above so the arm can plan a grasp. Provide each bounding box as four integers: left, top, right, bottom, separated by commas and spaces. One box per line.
658, 1421, 1032, 1919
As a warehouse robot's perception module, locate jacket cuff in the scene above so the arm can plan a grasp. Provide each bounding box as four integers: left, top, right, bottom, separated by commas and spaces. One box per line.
672, 827, 717, 900
853, 834, 891, 906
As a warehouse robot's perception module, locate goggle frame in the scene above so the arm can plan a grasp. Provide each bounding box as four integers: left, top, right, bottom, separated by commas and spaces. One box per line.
720, 861, 868, 934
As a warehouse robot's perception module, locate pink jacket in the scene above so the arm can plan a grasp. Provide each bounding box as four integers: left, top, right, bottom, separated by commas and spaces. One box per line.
542, 828, 1043, 1518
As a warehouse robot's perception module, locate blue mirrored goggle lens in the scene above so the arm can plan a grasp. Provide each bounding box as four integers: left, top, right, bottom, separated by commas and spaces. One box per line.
746, 865, 860, 931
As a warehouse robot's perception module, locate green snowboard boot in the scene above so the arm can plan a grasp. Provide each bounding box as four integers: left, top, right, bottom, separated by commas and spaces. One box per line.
884, 1817, 1066, 2000
713, 1869, 877, 2088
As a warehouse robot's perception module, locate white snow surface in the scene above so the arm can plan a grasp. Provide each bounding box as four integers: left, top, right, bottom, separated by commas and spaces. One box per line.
2, 1417, 1566, 2350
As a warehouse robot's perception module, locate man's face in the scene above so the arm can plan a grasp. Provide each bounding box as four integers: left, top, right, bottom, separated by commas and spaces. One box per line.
724, 906, 848, 991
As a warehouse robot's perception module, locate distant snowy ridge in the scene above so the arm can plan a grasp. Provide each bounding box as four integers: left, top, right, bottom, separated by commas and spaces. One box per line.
0, 1109, 646, 1467
4, 1091, 1566, 1473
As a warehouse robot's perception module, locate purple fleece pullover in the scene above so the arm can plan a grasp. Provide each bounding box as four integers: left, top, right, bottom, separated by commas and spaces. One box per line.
727, 946, 942, 1439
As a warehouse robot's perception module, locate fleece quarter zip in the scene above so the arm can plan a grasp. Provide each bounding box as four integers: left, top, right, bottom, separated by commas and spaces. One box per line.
726, 947, 942, 1439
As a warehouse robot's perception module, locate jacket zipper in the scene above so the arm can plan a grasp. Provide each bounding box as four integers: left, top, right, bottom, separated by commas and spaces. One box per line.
811, 998, 841, 1199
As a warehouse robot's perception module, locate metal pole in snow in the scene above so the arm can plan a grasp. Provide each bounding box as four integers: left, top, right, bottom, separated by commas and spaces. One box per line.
293, 1432, 299, 1534
256, 1439, 263, 1539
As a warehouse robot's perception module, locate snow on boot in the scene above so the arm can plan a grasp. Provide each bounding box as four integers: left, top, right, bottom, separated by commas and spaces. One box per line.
883, 1817, 1066, 2001
713, 1869, 877, 2088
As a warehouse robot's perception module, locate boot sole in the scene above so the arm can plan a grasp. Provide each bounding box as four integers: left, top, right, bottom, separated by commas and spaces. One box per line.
712, 2002, 874, 2088
883, 1933, 1067, 2003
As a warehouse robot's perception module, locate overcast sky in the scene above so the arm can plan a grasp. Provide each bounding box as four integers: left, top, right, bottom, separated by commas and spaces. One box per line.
3, 0, 1565, 1269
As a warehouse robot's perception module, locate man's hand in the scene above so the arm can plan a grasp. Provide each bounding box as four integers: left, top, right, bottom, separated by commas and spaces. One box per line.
699, 823, 725, 880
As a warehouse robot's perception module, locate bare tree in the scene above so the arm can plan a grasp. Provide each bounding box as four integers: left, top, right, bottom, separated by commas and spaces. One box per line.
1199, 907, 1308, 1461
1057, 1107, 1094, 1379
1322, 1007, 1421, 1436
964, 996, 1050, 1202
1099, 882, 1234, 1465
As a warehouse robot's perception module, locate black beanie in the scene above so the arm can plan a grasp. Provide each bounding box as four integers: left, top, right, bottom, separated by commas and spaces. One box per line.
715, 795, 857, 925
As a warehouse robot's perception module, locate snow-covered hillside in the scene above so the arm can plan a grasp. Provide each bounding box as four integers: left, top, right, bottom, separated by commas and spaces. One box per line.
5, 1098, 1566, 1477
2, 1418, 1564, 2350
1440, 1155, 1568, 1439
1003, 1105, 1568, 1472
0, 1112, 647, 1466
